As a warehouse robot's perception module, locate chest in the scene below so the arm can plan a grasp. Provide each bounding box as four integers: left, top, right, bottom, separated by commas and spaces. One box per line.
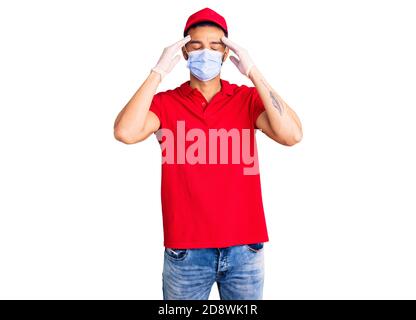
163, 95, 252, 131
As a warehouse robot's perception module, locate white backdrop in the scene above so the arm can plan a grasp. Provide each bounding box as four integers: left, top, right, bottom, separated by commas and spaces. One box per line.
1, 0, 415, 299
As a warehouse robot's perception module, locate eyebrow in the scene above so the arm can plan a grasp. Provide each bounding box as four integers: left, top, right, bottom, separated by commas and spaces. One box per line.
188, 40, 224, 45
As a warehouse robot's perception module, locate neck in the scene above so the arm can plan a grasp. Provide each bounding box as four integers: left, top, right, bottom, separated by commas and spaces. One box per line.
189, 74, 222, 103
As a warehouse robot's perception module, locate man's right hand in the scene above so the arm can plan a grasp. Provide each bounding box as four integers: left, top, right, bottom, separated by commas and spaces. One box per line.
152, 35, 191, 81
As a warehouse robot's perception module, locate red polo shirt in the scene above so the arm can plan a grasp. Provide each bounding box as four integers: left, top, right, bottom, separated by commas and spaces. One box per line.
149, 78, 269, 249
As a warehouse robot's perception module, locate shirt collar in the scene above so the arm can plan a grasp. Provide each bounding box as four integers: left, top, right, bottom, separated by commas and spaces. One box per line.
179, 78, 234, 97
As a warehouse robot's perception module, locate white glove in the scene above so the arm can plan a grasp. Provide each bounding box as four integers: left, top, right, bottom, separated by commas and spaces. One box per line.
152, 35, 191, 81
221, 36, 255, 77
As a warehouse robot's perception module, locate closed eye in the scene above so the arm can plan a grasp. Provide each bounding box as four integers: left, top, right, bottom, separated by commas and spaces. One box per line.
190, 45, 202, 50
210, 43, 222, 50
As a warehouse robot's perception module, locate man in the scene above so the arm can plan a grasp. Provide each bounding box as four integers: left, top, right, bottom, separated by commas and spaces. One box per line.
114, 8, 302, 300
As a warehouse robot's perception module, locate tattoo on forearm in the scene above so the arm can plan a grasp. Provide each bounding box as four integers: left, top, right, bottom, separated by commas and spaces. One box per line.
270, 92, 283, 115
260, 79, 284, 116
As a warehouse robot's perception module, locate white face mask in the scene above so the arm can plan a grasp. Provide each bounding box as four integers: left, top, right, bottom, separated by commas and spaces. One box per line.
185, 48, 225, 81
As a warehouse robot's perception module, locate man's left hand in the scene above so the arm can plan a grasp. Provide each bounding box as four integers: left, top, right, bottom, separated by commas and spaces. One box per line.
221, 36, 255, 78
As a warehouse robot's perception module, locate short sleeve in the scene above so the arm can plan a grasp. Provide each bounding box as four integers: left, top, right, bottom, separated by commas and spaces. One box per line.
149, 92, 163, 128
249, 87, 266, 129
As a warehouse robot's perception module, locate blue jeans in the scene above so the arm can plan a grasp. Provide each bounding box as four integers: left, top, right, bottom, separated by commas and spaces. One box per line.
162, 243, 265, 300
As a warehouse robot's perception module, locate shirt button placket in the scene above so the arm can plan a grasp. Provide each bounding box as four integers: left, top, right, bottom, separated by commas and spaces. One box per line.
200, 101, 207, 120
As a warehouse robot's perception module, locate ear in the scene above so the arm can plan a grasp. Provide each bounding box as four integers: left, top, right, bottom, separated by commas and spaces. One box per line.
182, 46, 189, 61
222, 47, 229, 63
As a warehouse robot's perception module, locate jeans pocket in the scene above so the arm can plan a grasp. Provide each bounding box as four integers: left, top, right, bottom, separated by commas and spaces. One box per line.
164, 247, 189, 261
245, 242, 264, 253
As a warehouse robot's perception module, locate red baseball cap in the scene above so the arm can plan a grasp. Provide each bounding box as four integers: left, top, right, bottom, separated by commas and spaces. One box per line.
183, 7, 228, 37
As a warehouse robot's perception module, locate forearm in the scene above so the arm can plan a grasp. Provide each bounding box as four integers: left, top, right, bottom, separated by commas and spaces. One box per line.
114, 70, 161, 135
249, 66, 303, 142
